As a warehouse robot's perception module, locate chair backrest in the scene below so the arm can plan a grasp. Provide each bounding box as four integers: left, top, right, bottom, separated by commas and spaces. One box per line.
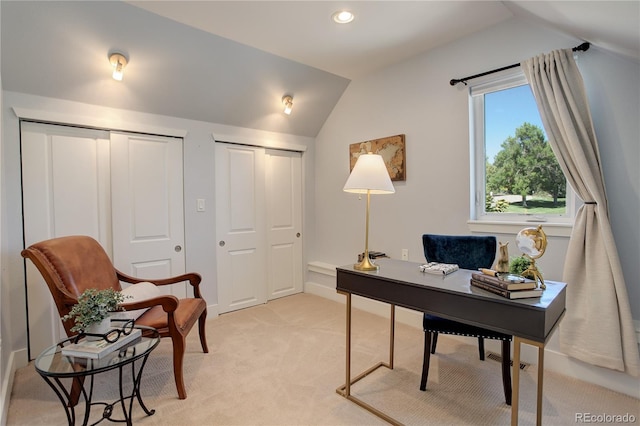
422, 234, 497, 270
21, 235, 121, 335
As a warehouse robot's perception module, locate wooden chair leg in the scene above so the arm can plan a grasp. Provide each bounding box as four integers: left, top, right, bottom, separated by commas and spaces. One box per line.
68, 376, 85, 407
172, 334, 187, 399
198, 310, 209, 353
502, 339, 512, 406
430, 332, 438, 354
420, 331, 432, 391
478, 337, 485, 360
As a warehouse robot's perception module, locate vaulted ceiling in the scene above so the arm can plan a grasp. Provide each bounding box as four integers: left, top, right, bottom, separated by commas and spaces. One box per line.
2, 1, 638, 138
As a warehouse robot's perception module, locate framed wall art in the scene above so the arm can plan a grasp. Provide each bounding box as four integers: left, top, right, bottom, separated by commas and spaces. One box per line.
349, 134, 406, 181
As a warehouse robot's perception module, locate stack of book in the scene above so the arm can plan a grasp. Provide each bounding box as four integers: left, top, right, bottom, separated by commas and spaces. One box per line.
62, 328, 142, 359
470, 272, 543, 299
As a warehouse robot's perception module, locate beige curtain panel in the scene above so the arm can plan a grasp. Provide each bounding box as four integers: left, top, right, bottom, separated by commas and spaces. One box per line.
521, 49, 639, 376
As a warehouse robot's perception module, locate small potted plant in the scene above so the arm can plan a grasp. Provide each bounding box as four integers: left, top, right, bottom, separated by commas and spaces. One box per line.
62, 288, 128, 339
509, 256, 534, 279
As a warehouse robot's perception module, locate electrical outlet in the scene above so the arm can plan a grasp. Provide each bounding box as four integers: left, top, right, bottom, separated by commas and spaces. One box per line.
401, 249, 409, 261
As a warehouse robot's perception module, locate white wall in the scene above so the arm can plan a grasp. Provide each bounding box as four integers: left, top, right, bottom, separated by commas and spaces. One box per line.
314, 18, 579, 277
311, 17, 639, 397
0, 92, 315, 379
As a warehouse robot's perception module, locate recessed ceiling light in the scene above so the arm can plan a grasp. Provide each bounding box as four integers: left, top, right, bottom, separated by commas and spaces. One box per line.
332, 10, 354, 24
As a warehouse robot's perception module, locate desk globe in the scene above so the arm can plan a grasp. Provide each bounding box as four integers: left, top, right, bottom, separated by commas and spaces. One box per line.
516, 225, 547, 289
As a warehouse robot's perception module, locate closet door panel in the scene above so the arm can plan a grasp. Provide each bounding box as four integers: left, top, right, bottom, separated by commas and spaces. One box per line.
111, 132, 186, 298
215, 143, 267, 313
266, 150, 302, 300
21, 122, 110, 358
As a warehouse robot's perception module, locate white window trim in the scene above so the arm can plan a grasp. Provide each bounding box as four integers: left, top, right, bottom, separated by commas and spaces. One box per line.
468, 71, 577, 238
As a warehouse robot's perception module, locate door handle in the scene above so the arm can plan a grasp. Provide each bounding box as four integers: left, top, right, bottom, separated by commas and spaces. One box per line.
219, 241, 226, 247
175, 245, 182, 252
296, 233, 301, 238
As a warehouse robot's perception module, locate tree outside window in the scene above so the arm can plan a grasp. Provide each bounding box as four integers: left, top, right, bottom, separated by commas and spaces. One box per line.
471, 73, 574, 223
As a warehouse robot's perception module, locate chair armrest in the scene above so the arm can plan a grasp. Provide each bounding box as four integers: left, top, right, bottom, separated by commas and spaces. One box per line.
120, 295, 179, 313
116, 270, 203, 299
60, 294, 78, 306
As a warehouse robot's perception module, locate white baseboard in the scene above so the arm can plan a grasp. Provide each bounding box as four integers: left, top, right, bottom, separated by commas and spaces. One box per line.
1, 348, 28, 426
305, 262, 640, 400
206, 303, 220, 319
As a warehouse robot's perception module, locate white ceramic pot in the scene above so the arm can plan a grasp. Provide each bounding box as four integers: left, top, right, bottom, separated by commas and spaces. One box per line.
84, 317, 111, 341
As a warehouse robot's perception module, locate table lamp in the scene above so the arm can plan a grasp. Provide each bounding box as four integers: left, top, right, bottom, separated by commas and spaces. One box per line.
343, 153, 395, 270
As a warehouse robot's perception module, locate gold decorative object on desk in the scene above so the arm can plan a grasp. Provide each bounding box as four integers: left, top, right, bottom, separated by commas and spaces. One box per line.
496, 241, 510, 275
515, 225, 547, 289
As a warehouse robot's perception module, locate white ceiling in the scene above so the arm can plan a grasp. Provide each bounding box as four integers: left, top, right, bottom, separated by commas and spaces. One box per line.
129, 1, 640, 79
2, 1, 638, 137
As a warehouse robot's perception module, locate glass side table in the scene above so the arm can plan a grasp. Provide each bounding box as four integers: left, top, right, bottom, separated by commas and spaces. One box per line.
35, 325, 160, 426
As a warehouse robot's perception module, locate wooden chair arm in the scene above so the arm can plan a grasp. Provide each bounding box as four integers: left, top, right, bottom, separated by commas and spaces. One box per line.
116, 270, 203, 299
60, 294, 78, 306
120, 295, 179, 313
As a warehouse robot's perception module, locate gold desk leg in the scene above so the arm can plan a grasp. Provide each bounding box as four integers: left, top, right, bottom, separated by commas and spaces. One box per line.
345, 292, 352, 397
336, 292, 401, 425
536, 340, 545, 426
511, 336, 545, 426
511, 337, 522, 426
389, 304, 395, 369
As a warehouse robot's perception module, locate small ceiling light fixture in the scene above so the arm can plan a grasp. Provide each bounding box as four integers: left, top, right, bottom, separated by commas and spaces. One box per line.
282, 95, 293, 115
109, 52, 128, 81
332, 10, 354, 24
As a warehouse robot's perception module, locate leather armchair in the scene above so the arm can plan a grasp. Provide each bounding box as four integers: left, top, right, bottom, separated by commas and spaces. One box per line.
22, 235, 208, 400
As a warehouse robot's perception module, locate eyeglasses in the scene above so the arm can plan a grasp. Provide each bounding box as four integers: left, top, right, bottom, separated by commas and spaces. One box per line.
74, 318, 135, 344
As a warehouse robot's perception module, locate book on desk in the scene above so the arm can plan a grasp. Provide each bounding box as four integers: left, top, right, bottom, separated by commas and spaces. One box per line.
471, 272, 538, 291
470, 275, 543, 299
62, 328, 142, 359
419, 262, 459, 275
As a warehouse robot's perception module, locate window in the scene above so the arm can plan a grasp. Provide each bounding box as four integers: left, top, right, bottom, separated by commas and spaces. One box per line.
470, 72, 576, 226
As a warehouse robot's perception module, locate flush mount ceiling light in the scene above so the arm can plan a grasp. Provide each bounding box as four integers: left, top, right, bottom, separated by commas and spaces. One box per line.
109, 52, 128, 81
282, 95, 293, 115
332, 10, 354, 24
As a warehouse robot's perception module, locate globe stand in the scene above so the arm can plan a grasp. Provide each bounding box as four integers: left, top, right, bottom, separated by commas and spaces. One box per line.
516, 225, 547, 290
522, 256, 545, 289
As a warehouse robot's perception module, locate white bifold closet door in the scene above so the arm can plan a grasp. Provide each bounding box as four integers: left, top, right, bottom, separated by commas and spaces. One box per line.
215, 143, 302, 314
21, 121, 186, 358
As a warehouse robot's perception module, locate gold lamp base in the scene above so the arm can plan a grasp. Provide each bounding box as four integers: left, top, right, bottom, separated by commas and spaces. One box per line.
354, 254, 379, 271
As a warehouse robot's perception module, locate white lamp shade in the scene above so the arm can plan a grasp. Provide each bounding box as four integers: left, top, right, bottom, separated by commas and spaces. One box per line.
343, 153, 395, 194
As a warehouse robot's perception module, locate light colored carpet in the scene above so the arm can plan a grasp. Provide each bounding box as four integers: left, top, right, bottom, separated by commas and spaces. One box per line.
7, 293, 639, 425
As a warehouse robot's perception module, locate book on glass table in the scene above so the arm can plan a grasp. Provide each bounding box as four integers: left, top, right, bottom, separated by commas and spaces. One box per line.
62, 328, 142, 359
419, 262, 459, 276
470, 279, 543, 299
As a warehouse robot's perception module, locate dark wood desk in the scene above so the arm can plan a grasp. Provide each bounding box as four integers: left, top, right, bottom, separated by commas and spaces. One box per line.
336, 258, 566, 426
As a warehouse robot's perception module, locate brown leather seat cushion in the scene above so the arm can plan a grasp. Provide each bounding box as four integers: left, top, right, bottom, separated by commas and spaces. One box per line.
136, 298, 206, 333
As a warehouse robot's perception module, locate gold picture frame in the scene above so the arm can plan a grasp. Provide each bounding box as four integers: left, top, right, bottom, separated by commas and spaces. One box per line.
349, 134, 406, 181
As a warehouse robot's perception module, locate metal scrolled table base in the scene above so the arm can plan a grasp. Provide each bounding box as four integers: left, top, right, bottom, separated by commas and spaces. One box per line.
40, 351, 155, 426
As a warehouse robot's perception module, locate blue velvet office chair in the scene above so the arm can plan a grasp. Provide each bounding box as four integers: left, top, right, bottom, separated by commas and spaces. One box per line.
420, 234, 512, 405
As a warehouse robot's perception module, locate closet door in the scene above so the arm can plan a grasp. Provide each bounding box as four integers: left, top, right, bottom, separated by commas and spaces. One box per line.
215, 143, 267, 313
110, 132, 187, 298
215, 143, 304, 313
21, 122, 112, 357
266, 150, 303, 300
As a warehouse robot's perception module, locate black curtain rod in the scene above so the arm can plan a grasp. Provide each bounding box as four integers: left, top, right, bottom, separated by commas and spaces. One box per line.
449, 42, 590, 86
